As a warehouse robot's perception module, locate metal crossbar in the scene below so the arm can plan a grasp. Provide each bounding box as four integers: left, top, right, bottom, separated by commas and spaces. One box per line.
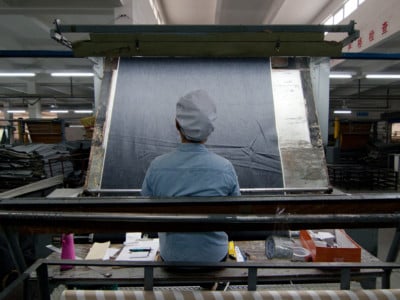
2, 258, 400, 300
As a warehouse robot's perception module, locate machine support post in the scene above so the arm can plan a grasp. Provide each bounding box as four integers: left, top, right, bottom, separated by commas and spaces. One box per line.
382, 269, 392, 288
248, 267, 257, 291
144, 266, 154, 290
386, 226, 400, 262
2, 226, 27, 273
37, 263, 50, 300
340, 269, 351, 290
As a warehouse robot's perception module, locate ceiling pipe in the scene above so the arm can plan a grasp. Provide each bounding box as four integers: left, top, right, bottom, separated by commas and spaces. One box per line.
337, 52, 400, 60
0, 8, 113, 15
330, 96, 400, 102
0, 50, 73, 58
2, 51, 398, 60
0, 96, 92, 100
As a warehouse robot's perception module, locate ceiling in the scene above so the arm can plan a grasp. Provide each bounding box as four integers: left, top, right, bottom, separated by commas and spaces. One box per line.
0, 0, 399, 117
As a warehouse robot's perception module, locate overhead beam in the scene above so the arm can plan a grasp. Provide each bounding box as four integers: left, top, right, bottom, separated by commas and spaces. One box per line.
0, 85, 28, 94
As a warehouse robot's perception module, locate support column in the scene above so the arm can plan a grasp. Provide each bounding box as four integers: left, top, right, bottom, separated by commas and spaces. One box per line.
27, 102, 41, 119
93, 57, 104, 111
26, 81, 41, 119
4, 102, 14, 145
310, 57, 330, 146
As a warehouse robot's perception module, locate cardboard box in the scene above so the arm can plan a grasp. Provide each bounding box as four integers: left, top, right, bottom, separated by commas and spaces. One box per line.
300, 229, 361, 262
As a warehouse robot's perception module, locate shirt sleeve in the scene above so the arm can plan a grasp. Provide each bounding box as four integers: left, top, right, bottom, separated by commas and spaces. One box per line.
141, 166, 153, 196
228, 164, 241, 196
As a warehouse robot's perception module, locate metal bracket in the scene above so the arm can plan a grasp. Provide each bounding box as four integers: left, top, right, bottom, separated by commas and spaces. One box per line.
50, 19, 72, 49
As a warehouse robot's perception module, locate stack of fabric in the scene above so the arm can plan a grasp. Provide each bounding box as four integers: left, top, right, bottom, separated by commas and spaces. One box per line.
0, 146, 45, 191
0, 143, 75, 191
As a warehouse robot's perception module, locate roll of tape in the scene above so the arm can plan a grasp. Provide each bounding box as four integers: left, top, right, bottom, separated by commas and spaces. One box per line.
291, 246, 311, 262
265, 236, 294, 259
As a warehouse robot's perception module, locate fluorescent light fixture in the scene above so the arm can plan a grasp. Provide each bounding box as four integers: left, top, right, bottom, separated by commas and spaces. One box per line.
7, 110, 26, 113
365, 74, 400, 79
334, 110, 352, 114
69, 125, 84, 128
51, 72, 94, 77
329, 73, 352, 79
50, 110, 69, 114
0, 72, 35, 77
74, 110, 93, 114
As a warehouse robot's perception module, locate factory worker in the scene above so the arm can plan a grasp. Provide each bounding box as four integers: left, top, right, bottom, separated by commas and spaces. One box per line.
141, 89, 240, 263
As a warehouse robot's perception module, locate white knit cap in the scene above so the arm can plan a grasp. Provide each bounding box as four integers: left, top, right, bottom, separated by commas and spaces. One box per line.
176, 90, 217, 142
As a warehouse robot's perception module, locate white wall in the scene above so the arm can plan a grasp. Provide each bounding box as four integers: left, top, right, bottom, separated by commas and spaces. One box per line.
341, 0, 400, 53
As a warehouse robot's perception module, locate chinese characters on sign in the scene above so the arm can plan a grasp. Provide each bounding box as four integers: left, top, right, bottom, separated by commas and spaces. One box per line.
346, 21, 389, 51
382, 21, 388, 34
357, 37, 363, 48
369, 30, 374, 42
347, 43, 352, 50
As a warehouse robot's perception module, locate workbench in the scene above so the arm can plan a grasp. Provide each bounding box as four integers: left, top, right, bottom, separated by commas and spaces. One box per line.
2, 194, 400, 300
34, 240, 390, 292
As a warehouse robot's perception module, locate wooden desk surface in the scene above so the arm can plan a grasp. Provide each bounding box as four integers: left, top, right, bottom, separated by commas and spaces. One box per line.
44, 240, 384, 287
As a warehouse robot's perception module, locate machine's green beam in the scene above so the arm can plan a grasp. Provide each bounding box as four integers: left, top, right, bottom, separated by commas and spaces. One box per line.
54, 22, 357, 34
72, 40, 343, 57
51, 22, 359, 57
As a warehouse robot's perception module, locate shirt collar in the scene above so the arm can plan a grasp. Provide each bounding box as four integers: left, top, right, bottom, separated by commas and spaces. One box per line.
177, 143, 208, 152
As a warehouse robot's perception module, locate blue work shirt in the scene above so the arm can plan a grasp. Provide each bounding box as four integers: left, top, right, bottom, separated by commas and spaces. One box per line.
141, 143, 240, 262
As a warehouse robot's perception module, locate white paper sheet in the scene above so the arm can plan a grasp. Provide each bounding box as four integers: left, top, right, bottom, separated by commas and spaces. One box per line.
85, 241, 111, 260
116, 239, 159, 261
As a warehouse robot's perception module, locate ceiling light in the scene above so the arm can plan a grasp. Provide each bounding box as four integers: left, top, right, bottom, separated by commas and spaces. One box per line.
69, 125, 84, 128
7, 110, 27, 113
51, 72, 94, 77
334, 110, 352, 114
0, 72, 35, 77
365, 74, 400, 79
50, 110, 69, 114
329, 73, 352, 79
74, 110, 93, 114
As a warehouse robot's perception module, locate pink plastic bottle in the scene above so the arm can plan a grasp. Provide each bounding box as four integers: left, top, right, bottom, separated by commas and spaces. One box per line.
60, 233, 76, 270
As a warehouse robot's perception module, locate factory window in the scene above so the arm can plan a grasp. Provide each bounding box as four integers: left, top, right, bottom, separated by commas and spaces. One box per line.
333, 8, 344, 24
322, 0, 366, 25
324, 16, 334, 25
344, 0, 358, 18
391, 123, 400, 143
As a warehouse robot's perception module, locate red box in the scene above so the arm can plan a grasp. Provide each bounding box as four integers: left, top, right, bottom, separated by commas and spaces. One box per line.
300, 229, 361, 262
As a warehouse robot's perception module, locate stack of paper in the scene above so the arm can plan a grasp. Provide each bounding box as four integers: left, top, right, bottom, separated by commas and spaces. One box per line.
116, 233, 159, 261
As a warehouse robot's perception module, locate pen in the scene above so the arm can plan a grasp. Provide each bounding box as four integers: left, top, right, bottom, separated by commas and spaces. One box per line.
129, 248, 152, 252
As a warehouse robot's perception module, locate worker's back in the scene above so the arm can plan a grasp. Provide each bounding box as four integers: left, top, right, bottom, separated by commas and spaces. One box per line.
141, 143, 240, 262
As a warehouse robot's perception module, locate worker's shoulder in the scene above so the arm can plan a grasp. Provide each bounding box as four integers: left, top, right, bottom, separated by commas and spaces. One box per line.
207, 151, 235, 168
151, 151, 176, 165
150, 149, 234, 170
149, 149, 187, 169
